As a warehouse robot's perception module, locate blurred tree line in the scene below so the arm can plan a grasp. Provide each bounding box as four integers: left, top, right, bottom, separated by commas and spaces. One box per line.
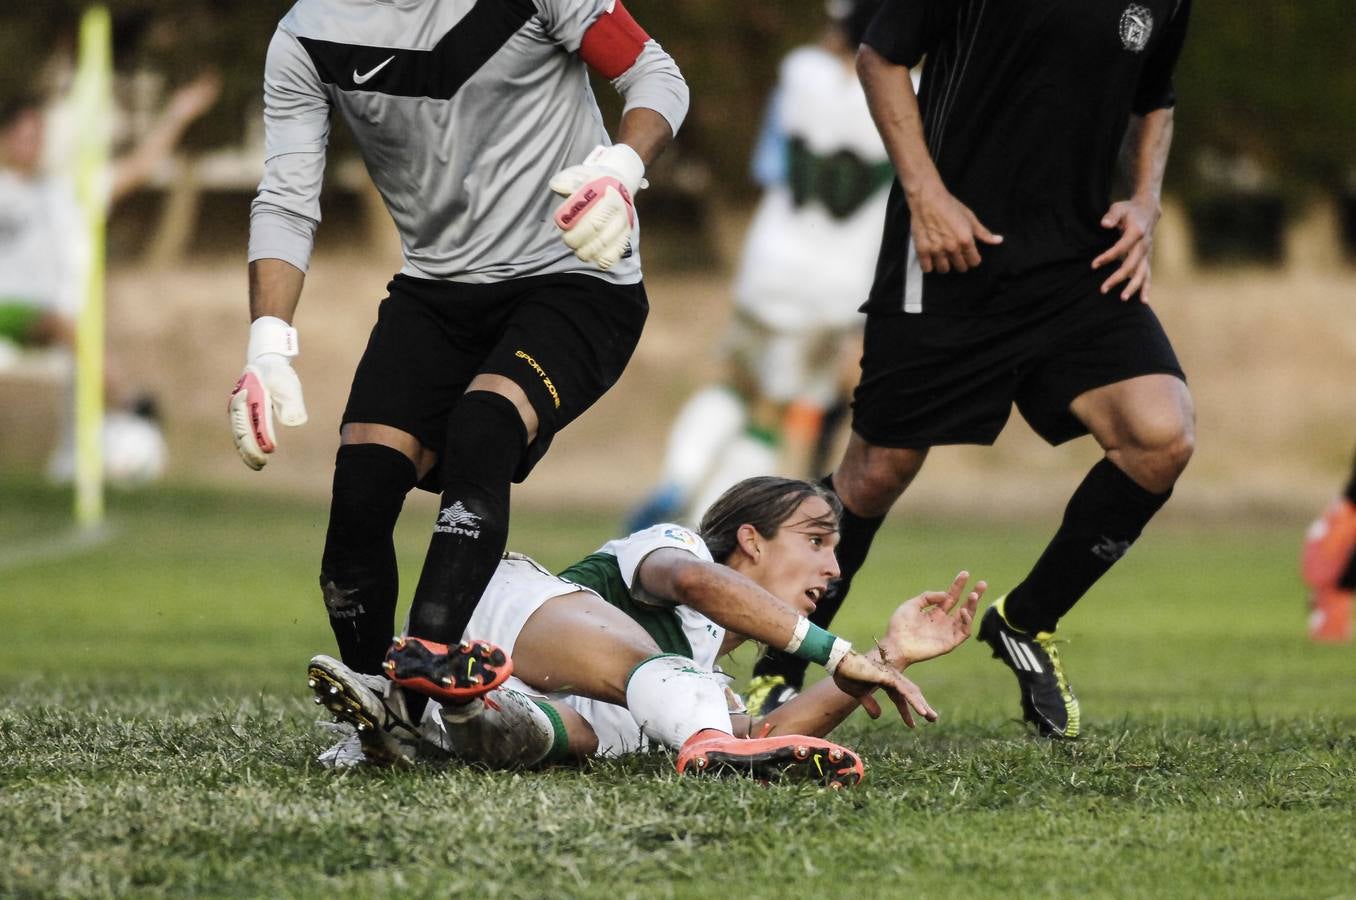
2, 0, 1352, 202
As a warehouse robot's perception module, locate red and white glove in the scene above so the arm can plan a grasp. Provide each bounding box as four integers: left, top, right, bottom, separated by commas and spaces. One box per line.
550, 143, 646, 271
228, 316, 308, 470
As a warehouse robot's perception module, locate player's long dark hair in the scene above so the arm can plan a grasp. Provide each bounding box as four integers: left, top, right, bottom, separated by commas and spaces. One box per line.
699, 476, 842, 564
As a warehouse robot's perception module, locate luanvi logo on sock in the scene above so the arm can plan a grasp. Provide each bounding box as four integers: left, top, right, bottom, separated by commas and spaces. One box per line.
1091, 536, 1132, 562
435, 501, 482, 538
320, 579, 365, 618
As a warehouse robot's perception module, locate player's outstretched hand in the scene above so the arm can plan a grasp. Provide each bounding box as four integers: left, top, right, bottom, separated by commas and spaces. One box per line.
881, 571, 985, 669
550, 143, 646, 271
908, 179, 1003, 274
832, 651, 937, 728
1093, 196, 1161, 302
228, 317, 307, 470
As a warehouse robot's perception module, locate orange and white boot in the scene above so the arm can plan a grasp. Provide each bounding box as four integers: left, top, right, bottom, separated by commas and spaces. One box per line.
1301, 498, 1356, 642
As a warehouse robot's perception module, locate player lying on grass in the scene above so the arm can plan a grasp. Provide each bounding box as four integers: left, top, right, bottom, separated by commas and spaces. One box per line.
309, 476, 982, 787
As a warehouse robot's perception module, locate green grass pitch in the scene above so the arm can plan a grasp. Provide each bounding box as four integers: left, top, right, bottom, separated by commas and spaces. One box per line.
2, 477, 1352, 898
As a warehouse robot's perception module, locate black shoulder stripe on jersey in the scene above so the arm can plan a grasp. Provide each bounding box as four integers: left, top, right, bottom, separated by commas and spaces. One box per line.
297, 0, 537, 98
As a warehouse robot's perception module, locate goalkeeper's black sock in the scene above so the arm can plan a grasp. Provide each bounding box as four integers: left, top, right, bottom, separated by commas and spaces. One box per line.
1004, 458, 1170, 634
320, 443, 417, 675
407, 390, 527, 645
752, 473, 886, 689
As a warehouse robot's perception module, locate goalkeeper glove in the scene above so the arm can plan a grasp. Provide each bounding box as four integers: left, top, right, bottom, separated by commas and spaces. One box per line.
228, 316, 308, 470
550, 143, 646, 271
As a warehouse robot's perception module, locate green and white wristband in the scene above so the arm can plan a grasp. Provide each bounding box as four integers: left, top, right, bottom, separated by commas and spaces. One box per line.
783, 616, 853, 675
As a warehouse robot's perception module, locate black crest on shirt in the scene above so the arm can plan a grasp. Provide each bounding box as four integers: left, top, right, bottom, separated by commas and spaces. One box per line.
297, 0, 536, 97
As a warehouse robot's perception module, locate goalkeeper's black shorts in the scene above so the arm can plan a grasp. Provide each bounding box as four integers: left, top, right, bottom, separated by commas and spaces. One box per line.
343, 272, 647, 488
851, 263, 1185, 449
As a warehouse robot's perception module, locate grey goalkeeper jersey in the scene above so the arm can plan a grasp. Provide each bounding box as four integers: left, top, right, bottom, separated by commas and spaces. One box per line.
248, 0, 688, 284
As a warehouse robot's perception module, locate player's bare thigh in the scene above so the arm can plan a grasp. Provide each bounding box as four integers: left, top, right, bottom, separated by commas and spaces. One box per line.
833, 432, 929, 517
511, 590, 663, 706
340, 375, 540, 481
1070, 373, 1195, 492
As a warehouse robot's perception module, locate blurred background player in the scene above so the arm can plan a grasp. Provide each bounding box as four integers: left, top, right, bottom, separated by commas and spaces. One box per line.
625, 0, 888, 532
232, 1, 687, 710
1301, 448, 1356, 642
0, 70, 220, 485
749, 0, 1197, 738
306, 475, 982, 786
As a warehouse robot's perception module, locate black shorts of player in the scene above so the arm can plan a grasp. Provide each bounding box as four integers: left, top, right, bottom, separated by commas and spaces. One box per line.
343, 272, 647, 489
852, 266, 1185, 448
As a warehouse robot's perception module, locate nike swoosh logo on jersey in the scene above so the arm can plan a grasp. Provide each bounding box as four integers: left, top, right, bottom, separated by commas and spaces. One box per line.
298, 0, 537, 99
353, 56, 395, 85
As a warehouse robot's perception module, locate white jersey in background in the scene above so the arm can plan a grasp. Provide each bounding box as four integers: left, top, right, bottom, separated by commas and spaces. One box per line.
0, 171, 87, 316
249, 0, 687, 284
732, 45, 892, 332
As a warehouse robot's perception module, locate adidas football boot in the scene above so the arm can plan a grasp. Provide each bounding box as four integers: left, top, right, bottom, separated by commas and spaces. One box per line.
743, 674, 801, 717
383, 635, 512, 702
978, 596, 1080, 740
676, 729, 864, 789
308, 654, 420, 766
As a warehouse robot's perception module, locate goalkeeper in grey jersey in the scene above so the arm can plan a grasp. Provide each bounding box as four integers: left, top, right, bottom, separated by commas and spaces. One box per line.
228, 0, 688, 705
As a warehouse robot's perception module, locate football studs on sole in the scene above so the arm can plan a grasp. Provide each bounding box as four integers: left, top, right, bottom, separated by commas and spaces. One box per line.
793, 746, 810, 760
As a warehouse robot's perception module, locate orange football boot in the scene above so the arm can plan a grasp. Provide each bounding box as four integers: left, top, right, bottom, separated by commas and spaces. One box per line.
676, 728, 864, 789
383, 636, 513, 701
1301, 498, 1356, 642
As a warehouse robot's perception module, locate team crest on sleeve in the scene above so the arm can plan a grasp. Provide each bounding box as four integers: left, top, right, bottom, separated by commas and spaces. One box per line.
1118, 4, 1154, 52
663, 527, 698, 546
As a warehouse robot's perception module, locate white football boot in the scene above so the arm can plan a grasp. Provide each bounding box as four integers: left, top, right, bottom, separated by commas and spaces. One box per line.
308, 654, 420, 766
315, 728, 367, 770
423, 688, 559, 769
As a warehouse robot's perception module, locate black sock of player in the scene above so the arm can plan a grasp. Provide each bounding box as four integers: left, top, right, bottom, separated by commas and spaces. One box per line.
407, 391, 527, 646
752, 473, 886, 689
809, 398, 850, 478
320, 444, 417, 675
1004, 458, 1170, 634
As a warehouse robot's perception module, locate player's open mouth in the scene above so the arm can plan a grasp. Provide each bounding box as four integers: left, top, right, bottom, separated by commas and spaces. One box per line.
805, 586, 824, 609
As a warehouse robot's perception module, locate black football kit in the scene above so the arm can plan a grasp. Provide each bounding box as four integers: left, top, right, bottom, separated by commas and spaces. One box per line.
851, 0, 1192, 449
753, 1, 1195, 719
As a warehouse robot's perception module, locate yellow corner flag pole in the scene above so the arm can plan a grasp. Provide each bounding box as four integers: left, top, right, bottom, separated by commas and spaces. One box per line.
71, 6, 113, 529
